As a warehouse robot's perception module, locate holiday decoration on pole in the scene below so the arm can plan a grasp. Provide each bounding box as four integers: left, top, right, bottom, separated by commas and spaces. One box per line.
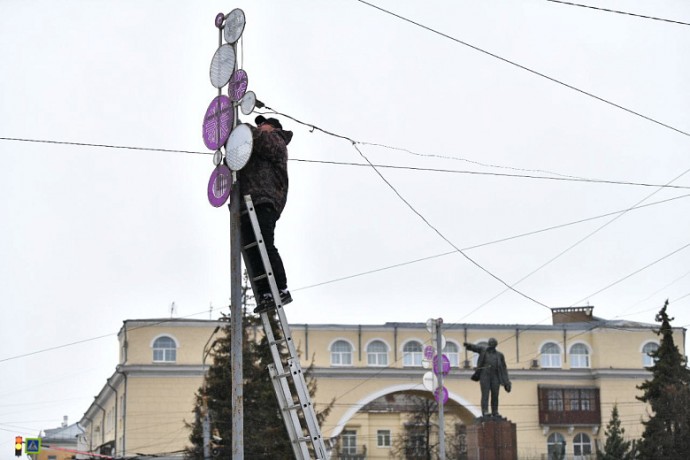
203, 8, 254, 208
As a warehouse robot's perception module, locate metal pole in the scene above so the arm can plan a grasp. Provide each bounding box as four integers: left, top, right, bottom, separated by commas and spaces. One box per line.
436, 318, 445, 460
230, 179, 243, 459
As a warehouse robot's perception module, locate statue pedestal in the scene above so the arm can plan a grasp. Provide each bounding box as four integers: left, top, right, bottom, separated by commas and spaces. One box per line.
466, 417, 517, 460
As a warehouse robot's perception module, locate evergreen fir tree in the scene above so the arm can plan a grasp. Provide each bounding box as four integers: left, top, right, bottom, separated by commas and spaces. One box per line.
185, 311, 332, 459
597, 404, 633, 460
636, 300, 690, 459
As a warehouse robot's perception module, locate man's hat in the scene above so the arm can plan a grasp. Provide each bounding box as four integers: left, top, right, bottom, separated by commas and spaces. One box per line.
255, 115, 283, 130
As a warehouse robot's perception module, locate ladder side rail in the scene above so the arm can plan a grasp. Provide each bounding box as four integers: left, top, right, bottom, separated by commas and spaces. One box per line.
242, 194, 326, 458
276, 306, 327, 458
260, 313, 288, 373
286, 358, 328, 458
268, 364, 310, 460
243, 195, 284, 309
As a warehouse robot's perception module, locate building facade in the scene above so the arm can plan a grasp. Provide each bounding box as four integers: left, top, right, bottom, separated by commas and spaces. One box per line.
78, 307, 685, 459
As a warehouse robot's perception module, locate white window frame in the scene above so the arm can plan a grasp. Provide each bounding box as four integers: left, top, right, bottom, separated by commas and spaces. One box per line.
443, 342, 460, 368
402, 340, 423, 367
547, 432, 566, 460
330, 340, 353, 367
152, 335, 178, 363
341, 429, 357, 455
377, 429, 391, 448
366, 340, 389, 367
641, 341, 659, 367
540, 342, 562, 368
569, 343, 590, 368
573, 432, 592, 459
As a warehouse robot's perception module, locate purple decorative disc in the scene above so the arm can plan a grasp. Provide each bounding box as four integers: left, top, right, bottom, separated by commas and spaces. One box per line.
215, 12, 225, 28
207, 164, 232, 207
202, 95, 233, 151
433, 354, 451, 376
434, 386, 449, 405
228, 69, 248, 102
423, 345, 435, 360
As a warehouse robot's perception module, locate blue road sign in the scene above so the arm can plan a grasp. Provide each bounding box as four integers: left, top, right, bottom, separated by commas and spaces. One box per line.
25, 438, 41, 454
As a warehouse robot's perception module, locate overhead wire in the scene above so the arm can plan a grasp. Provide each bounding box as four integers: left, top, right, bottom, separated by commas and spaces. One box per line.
4, 135, 689, 191
293, 158, 690, 190
350, 142, 552, 310
293, 193, 690, 292
264, 103, 690, 321
569, 242, 690, 307
544, 0, 690, 26
353, 0, 690, 139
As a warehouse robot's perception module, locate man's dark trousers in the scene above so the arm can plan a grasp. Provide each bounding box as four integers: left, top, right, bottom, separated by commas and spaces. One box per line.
240, 203, 287, 296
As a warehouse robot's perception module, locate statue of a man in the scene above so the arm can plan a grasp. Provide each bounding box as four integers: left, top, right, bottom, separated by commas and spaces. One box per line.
463, 338, 511, 417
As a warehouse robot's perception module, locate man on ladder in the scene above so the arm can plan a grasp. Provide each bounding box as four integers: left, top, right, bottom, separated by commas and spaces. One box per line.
239, 115, 294, 314
238, 116, 328, 458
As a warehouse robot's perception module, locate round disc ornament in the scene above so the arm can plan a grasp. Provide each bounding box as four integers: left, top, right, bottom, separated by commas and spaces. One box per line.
228, 69, 248, 102
423, 345, 435, 360
433, 354, 451, 376
207, 164, 232, 207
224, 9, 245, 44
215, 12, 225, 28
422, 371, 438, 392
434, 386, 449, 405
213, 149, 223, 166
240, 91, 256, 115
225, 123, 253, 171
209, 44, 236, 88
202, 95, 233, 150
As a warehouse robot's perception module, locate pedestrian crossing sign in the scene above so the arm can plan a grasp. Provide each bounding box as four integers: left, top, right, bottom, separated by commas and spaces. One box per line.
25, 438, 41, 454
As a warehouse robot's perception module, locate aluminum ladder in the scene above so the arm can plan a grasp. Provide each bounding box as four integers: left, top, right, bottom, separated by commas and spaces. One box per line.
241, 194, 327, 460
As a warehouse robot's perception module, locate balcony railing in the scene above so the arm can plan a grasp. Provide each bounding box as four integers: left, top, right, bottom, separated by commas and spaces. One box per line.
538, 386, 601, 425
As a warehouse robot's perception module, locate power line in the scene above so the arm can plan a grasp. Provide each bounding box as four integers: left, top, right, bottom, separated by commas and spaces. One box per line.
294, 193, 690, 292
6, 135, 688, 191
0, 136, 206, 156
354, 0, 690, 139
545, 0, 690, 26
350, 142, 553, 310
294, 158, 690, 190
570, 241, 690, 307
0, 309, 222, 364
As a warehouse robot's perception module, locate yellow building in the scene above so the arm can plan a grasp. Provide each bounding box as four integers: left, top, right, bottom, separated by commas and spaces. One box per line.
78, 307, 685, 459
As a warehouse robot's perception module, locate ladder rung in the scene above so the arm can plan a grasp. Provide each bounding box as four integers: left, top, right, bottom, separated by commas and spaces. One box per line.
269, 337, 288, 346
252, 274, 268, 282
273, 371, 291, 379
243, 242, 258, 250
284, 403, 301, 411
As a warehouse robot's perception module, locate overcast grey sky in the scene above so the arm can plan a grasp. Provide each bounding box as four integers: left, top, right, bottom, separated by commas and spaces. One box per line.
1, 0, 689, 452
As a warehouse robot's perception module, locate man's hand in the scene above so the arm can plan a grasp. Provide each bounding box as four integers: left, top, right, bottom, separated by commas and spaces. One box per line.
505, 383, 512, 393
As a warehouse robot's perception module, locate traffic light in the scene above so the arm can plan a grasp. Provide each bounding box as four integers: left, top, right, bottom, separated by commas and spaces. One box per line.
14, 436, 22, 457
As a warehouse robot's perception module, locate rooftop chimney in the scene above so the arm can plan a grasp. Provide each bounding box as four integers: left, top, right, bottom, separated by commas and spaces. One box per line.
552, 306, 594, 324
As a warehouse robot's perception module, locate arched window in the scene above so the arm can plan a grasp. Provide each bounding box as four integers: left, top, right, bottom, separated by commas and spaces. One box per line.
330, 340, 353, 366
443, 342, 460, 368
642, 342, 659, 367
541, 342, 562, 368
471, 341, 489, 367
152, 336, 177, 362
569, 343, 590, 368
547, 432, 566, 460
367, 340, 388, 366
402, 341, 423, 367
573, 433, 592, 459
